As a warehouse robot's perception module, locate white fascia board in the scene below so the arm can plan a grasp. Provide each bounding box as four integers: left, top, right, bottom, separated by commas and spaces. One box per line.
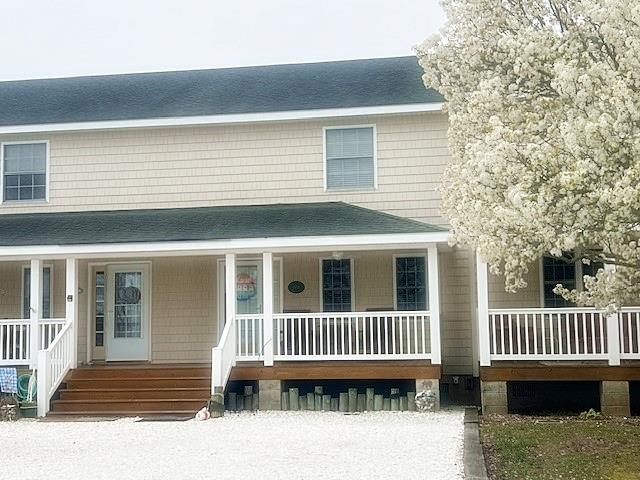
0, 231, 449, 260
0, 103, 444, 135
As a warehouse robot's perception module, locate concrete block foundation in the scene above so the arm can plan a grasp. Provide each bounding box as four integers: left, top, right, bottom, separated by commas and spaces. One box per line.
481, 380, 507, 415
258, 380, 282, 410
600, 381, 630, 417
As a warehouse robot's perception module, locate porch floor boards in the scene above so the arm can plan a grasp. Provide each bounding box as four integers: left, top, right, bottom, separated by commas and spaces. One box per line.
48, 363, 211, 416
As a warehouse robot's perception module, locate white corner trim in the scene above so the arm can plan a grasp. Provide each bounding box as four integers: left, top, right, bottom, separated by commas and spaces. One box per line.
0, 232, 449, 260
0, 103, 445, 135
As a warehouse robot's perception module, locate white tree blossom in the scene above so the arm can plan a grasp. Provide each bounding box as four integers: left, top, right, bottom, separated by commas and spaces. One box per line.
416, 0, 640, 310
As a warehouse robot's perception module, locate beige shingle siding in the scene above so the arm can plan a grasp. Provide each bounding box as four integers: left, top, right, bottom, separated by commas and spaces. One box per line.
0, 112, 449, 226
0, 111, 502, 374
488, 261, 542, 309
151, 257, 217, 362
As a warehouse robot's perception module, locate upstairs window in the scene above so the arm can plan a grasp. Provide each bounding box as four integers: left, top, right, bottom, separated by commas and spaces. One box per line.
324, 126, 376, 190
2, 142, 47, 202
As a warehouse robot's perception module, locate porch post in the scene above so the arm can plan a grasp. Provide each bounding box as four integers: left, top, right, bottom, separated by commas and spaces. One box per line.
66, 258, 79, 368
29, 259, 43, 369
262, 252, 274, 366
476, 253, 491, 366
427, 245, 441, 364
225, 253, 236, 328
604, 264, 621, 366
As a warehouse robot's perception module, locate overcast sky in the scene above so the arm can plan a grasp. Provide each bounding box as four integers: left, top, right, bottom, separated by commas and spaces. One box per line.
0, 0, 445, 81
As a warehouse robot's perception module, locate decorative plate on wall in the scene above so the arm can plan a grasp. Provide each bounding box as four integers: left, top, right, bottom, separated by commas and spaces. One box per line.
287, 281, 305, 294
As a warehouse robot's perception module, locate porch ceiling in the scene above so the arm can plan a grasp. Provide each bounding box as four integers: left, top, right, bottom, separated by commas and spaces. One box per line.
0, 202, 446, 247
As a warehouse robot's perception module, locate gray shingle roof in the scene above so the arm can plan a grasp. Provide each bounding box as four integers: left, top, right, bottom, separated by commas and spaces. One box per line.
0, 202, 446, 246
0, 57, 441, 127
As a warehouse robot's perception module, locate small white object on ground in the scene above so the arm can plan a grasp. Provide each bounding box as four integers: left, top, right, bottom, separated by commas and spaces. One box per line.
195, 407, 210, 421
0, 410, 464, 480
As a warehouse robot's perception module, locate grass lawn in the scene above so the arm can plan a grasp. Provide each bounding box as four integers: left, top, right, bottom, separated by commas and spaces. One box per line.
481, 415, 640, 480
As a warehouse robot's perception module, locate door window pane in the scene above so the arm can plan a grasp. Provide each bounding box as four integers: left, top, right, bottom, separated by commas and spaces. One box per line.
322, 259, 352, 312
95, 271, 105, 346
396, 257, 428, 311
114, 272, 142, 338
236, 265, 261, 314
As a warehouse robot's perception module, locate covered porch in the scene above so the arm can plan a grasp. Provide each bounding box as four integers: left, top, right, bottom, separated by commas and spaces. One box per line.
0, 202, 448, 416
475, 254, 640, 416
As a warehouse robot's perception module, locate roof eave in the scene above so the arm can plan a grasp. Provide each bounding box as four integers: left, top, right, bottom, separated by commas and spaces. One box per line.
0, 231, 450, 260
0, 102, 445, 135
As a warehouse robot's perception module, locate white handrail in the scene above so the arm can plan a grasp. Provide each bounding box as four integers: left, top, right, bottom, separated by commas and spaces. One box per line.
37, 321, 74, 417
0, 318, 66, 366
211, 317, 237, 394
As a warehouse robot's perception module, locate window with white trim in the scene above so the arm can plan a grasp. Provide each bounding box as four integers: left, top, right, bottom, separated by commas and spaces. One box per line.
541, 256, 604, 308
3, 142, 47, 201
321, 259, 352, 312
395, 256, 428, 311
325, 126, 375, 190
22, 266, 53, 319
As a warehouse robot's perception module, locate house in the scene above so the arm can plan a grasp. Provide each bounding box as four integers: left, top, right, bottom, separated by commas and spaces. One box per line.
0, 57, 636, 417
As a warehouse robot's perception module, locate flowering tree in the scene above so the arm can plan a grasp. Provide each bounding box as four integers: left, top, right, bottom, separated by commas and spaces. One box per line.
416, 0, 640, 310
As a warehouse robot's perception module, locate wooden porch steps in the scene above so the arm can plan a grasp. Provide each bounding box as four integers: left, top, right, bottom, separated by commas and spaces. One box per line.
48, 364, 211, 416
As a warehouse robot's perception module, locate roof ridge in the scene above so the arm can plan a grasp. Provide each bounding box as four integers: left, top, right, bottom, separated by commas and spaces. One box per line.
0, 56, 419, 84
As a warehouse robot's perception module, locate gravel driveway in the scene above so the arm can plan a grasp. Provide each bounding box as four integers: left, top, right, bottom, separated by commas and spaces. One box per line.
0, 410, 464, 480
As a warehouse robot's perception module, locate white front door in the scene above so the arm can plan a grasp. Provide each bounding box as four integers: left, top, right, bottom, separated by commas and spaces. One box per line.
105, 264, 150, 361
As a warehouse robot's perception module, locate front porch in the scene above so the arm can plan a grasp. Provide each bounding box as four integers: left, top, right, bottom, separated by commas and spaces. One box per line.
0, 203, 448, 416
475, 254, 640, 415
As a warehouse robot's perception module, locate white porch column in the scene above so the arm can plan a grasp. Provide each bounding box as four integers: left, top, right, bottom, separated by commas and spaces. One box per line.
29, 259, 43, 369
604, 264, 621, 366
225, 253, 236, 327
476, 253, 491, 366
66, 258, 79, 368
262, 252, 274, 366
427, 245, 441, 365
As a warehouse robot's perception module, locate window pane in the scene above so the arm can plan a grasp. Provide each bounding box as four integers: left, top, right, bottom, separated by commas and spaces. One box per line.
396, 257, 428, 311
4, 143, 46, 201
22, 267, 52, 318
325, 127, 374, 190
4, 175, 18, 187
322, 259, 352, 312
4, 186, 18, 201
542, 256, 575, 308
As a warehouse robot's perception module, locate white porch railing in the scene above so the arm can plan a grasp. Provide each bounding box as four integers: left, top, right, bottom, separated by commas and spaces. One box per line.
484, 307, 640, 363
620, 308, 640, 360
36, 321, 74, 417
212, 311, 433, 391
211, 316, 238, 394
488, 308, 609, 361
0, 318, 66, 366
273, 312, 432, 360
236, 314, 264, 361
